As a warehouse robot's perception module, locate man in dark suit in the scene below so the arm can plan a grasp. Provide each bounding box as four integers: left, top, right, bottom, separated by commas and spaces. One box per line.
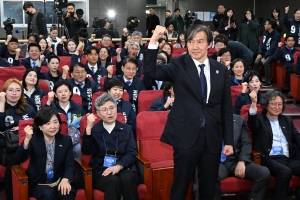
93, 19, 115, 39
144, 25, 234, 199
248, 90, 300, 200
215, 114, 270, 200
146, 7, 160, 38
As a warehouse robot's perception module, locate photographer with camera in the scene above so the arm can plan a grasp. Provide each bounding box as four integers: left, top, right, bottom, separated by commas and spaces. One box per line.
93, 19, 115, 39
146, 7, 160, 38
76, 9, 88, 29
184, 10, 196, 29
22, 2, 48, 39
64, 3, 81, 38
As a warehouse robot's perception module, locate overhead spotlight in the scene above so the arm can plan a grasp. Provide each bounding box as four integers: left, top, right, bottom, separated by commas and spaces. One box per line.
108, 10, 116, 18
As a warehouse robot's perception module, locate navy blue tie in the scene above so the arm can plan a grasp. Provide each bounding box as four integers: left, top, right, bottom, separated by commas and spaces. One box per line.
125, 81, 131, 86
199, 64, 207, 127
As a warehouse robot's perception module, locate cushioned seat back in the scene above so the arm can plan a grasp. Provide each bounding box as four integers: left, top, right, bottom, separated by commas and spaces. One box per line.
0, 80, 4, 91
138, 90, 163, 113
290, 74, 300, 99
58, 56, 71, 72
230, 86, 249, 108
136, 111, 173, 164
0, 66, 26, 82
276, 65, 286, 88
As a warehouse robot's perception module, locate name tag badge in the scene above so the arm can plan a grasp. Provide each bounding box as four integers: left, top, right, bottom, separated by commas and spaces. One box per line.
272, 146, 283, 155
46, 169, 54, 179
103, 155, 117, 167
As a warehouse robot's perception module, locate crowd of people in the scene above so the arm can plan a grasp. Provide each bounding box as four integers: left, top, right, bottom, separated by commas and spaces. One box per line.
0, 1, 300, 200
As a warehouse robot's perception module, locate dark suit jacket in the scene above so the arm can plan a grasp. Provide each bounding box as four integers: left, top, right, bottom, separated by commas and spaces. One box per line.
144, 48, 233, 153
15, 133, 75, 193
225, 114, 252, 165
248, 112, 300, 158
94, 28, 115, 39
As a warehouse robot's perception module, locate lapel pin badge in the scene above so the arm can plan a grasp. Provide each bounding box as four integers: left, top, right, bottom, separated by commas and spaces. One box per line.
59, 144, 63, 147
216, 70, 219, 74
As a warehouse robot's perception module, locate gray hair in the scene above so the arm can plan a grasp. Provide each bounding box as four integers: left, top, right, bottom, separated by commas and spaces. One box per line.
94, 93, 116, 110
128, 41, 140, 51
185, 24, 213, 44
132, 31, 142, 38
260, 90, 286, 114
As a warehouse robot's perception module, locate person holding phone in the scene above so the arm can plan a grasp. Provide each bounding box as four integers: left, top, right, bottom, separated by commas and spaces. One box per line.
218, 8, 237, 41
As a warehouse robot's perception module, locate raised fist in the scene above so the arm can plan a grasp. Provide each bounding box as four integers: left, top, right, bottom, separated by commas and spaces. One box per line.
24, 125, 33, 140
285, 6, 289, 13
116, 48, 121, 55
15, 48, 21, 54
107, 65, 114, 77
0, 92, 6, 104
241, 82, 248, 93
249, 91, 257, 104
47, 91, 55, 103
278, 42, 283, 48
86, 113, 97, 129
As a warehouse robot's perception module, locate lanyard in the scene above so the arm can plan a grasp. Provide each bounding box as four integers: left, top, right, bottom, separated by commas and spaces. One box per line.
102, 132, 118, 156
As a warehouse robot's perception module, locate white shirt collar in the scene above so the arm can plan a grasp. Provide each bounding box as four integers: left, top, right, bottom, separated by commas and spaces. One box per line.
88, 63, 98, 72
123, 76, 133, 84
60, 102, 70, 114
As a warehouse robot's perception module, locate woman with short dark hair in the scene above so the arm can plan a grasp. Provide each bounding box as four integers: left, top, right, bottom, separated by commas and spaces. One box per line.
15, 107, 77, 200
149, 82, 174, 111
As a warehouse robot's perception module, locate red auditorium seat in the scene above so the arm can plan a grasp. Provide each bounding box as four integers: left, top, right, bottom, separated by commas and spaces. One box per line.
91, 91, 129, 113
112, 56, 117, 65
58, 56, 71, 72
276, 65, 287, 89
12, 115, 91, 200
0, 80, 4, 91
290, 74, 300, 103
79, 114, 146, 200
137, 90, 163, 113
293, 118, 300, 131
38, 79, 50, 93
171, 48, 187, 58
136, 111, 192, 200
41, 94, 82, 107
208, 48, 216, 56
230, 86, 249, 108
0, 66, 26, 82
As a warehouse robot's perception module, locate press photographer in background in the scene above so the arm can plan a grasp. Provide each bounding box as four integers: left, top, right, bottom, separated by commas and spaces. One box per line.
64, 3, 81, 38
76, 9, 88, 29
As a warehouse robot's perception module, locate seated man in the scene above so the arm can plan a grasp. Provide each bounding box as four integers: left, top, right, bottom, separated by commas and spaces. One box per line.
248, 90, 300, 200
104, 58, 146, 113
274, 34, 298, 89
67, 62, 99, 113
106, 79, 136, 136
215, 114, 270, 200
0, 35, 24, 65
100, 34, 117, 57
19, 43, 47, 69
71, 46, 108, 90
18, 33, 39, 58
217, 48, 231, 72
253, 18, 280, 87
166, 22, 178, 40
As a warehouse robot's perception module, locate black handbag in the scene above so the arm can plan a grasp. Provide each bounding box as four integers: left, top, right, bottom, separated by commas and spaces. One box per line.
0, 129, 19, 154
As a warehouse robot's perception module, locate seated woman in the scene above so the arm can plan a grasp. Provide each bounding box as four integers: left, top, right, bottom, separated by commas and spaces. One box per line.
234, 71, 263, 115
149, 82, 174, 111
57, 37, 84, 56
106, 79, 136, 136
173, 32, 186, 48
98, 46, 112, 68
158, 38, 167, 50
82, 93, 139, 200
38, 38, 52, 60
230, 58, 246, 86
45, 79, 85, 159
22, 69, 47, 112
162, 43, 173, 57
0, 78, 36, 200
15, 107, 77, 200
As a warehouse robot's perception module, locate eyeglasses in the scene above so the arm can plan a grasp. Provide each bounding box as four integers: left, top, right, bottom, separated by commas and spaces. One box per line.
73, 71, 86, 75
221, 54, 231, 58
7, 89, 22, 93
269, 102, 283, 108
97, 106, 116, 113
103, 39, 111, 42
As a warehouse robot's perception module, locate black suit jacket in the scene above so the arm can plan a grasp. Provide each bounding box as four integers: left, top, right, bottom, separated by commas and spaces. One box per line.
144, 48, 233, 153
225, 114, 252, 164
248, 112, 300, 158
94, 28, 115, 39
15, 133, 75, 193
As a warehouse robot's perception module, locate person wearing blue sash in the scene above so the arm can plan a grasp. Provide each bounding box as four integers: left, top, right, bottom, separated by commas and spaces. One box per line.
82, 93, 138, 200
230, 59, 246, 86
15, 107, 77, 200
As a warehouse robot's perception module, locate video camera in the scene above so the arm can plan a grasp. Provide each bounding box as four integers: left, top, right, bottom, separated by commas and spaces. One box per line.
53, 0, 68, 17
92, 17, 99, 29
3, 18, 15, 35
126, 16, 140, 33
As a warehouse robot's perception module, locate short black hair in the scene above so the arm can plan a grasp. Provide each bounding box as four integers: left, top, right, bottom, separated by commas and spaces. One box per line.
163, 82, 173, 96
214, 34, 229, 45
174, 8, 180, 12
9, 36, 18, 44
48, 54, 60, 63
65, 3, 75, 8
271, 7, 281, 18
193, 19, 203, 25
23, 2, 33, 10
102, 34, 112, 40
245, 70, 262, 83
122, 57, 138, 68
285, 34, 295, 41
106, 79, 124, 91
266, 18, 276, 29
84, 46, 99, 55
70, 62, 86, 73
166, 22, 174, 28
294, 8, 300, 14
50, 24, 58, 32
27, 33, 39, 42
53, 79, 73, 101
166, 10, 171, 13
22, 69, 39, 90
33, 107, 62, 135
149, 7, 154, 10
158, 50, 171, 63
98, 19, 107, 28
76, 8, 84, 15
76, 28, 88, 38
28, 43, 41, 52
218, 47, 231, 56
99, 46, 111, 61
260, 90, 286, 114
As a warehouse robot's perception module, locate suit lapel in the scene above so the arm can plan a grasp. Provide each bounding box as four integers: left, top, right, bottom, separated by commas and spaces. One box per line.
278, 115, 289, 141
184, 55, 203, 103
37, 135, 47, 174
263, 115, 274, 141
54, 134, 63, 172
208, 59, 218, 102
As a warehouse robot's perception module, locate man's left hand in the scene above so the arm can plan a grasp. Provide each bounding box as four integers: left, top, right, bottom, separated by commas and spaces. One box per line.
234, 161, 246, 179
223, 145, 234, 156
